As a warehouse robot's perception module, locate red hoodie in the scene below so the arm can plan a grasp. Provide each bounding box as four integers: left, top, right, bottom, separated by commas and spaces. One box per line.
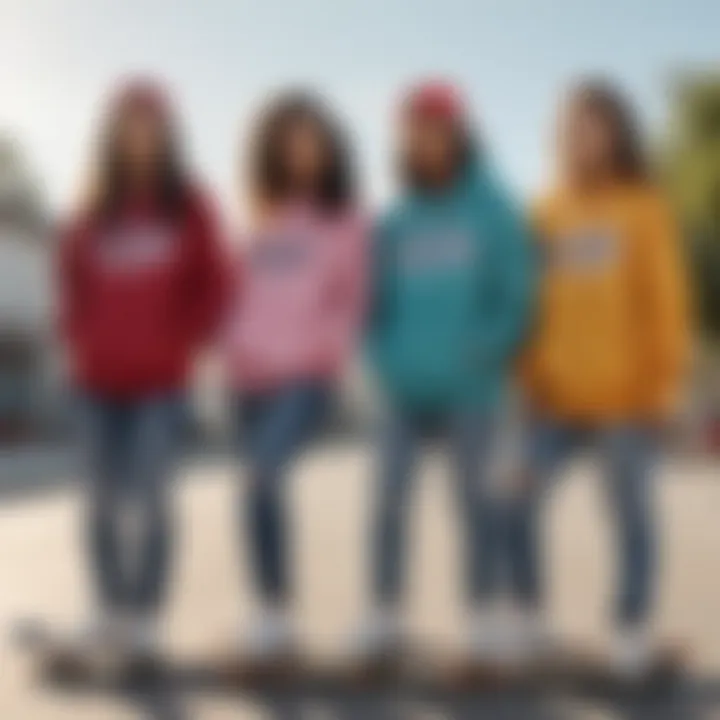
58, 190, 227, 397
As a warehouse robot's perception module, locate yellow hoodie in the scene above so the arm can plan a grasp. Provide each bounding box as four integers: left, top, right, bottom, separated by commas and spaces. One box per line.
522, 184, 691, 422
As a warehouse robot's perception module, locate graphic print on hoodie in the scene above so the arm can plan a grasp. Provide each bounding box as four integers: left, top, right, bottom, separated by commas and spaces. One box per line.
224, 204, 367, 390
550, 227, 619, 272
94, 221, 179, 271
398, 226, 475, 274
367, 154, 536, 412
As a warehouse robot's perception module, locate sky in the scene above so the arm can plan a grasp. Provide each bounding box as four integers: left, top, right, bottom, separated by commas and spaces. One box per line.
0, 0, 718, 216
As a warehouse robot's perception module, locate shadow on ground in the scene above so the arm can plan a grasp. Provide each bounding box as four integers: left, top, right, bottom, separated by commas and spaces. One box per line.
39, 673, 720, 720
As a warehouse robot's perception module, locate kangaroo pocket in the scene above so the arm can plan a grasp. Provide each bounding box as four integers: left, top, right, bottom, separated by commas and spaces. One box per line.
77, 298, 188, 389
539, 324, 638, 412
535, 276, 641, 411
376, 324, 473, 402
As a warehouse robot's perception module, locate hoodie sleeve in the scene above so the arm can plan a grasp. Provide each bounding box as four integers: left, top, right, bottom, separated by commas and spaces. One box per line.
184, 193, 231, 348
56, 217, 88, 348
322, 215, 369, 365
217, 244, 247, 352
365, 214, 397, 353
634, 194, 692, 417
475, 183, 538, 366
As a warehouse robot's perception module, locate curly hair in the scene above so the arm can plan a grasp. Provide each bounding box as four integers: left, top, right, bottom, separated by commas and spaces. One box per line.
246, 90, 356, 215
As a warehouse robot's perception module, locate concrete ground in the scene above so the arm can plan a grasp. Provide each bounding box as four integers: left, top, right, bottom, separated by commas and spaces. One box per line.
1, 446, 719, 719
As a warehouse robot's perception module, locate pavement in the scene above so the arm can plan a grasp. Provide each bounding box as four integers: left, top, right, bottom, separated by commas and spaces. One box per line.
1, 446, 719, 719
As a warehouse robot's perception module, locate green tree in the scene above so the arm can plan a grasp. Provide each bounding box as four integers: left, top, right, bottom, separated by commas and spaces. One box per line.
665, 73, 720, 339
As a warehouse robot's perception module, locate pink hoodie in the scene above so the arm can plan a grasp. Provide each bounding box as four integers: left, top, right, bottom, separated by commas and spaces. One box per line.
224, 204, 367, 390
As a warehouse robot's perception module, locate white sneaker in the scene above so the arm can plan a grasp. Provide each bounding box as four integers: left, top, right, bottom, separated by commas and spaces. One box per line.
72, 610, 124, 652
348, 609, 404, 663
466, 606, 500, 663
242, 608, 295, 662
612, 625, 652, 679
522, 608, 554, 659
122, 612, 162, 660
494, 604, 551, 666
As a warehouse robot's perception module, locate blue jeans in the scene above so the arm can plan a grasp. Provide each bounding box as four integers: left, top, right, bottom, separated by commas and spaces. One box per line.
77, 394, 185, 613
236, 382, 331, 604
372, 407, 502, 606
508, 420, 658, 625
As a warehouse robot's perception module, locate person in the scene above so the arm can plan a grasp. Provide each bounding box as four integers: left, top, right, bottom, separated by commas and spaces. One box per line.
509, 79, 691, 676
58, 78, 227, 660
223, 91, 367, 665
350, 81, 536, 668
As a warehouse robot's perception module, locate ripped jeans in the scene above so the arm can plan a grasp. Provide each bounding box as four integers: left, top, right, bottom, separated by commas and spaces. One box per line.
507, 420, 659, 626
78, 394, 185, 614
235, 382, 331, 604
370, 406, 503, 607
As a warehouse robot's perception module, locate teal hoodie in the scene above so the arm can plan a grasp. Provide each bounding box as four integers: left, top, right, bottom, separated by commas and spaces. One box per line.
367, 154, 536, 412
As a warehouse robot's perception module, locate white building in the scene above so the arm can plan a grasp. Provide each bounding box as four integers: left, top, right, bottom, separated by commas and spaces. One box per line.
0, 136, 55, 441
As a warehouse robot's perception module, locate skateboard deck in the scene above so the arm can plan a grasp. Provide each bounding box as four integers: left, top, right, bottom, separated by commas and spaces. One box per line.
550, 645, 686, 697
187, 641, 534, 695
180, 639, 442, 694
13, 618, 166, 690
14, 622, 687, 698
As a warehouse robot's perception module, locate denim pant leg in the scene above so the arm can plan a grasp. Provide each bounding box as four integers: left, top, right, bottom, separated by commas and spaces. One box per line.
79, 399, 130, 610
598, 426, 658, 626
508, 420, 580, 609
122, 396, 183, 613
242, 384, 329, 604
447, 411, 500, 604
371, 408, 419, 606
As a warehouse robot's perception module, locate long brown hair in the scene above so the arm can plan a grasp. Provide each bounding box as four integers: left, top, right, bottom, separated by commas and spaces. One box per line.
563, 78, 649, 183
86, 79, 191, 223
246, 90, 356, 220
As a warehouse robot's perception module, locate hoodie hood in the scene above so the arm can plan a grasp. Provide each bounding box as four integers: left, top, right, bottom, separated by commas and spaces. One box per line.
404, 134, 491, 210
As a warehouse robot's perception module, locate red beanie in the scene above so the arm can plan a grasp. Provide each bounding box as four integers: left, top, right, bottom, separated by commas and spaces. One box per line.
402, 80, 467, 123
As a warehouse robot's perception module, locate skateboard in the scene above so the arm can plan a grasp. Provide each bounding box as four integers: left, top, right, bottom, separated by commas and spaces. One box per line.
413, 641, 687, 697
14, 622, 687, 698
189, 639, 434, 694
551, 644, 687, 697
13, 618, 166, 690
192, 640, 520, 695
